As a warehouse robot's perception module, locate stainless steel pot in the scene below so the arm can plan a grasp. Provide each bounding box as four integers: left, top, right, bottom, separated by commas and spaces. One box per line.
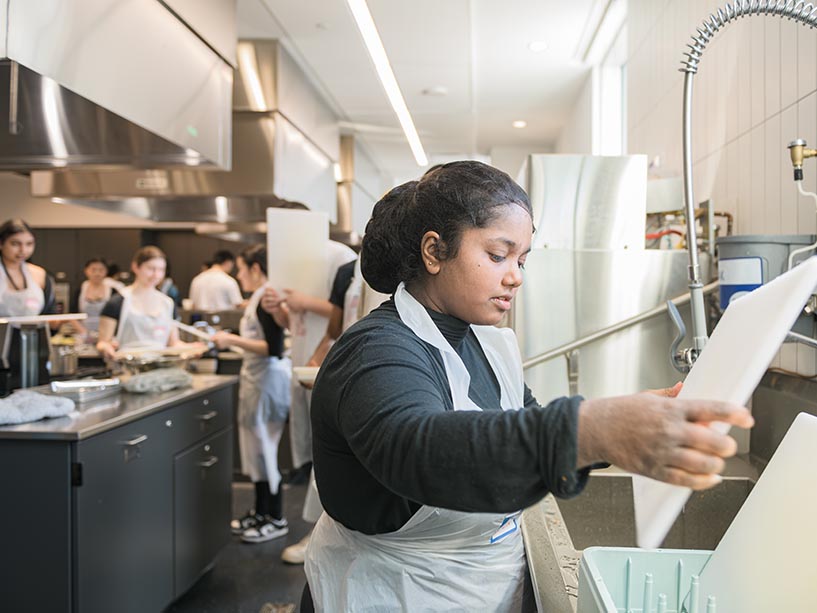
50, 345, 78, 376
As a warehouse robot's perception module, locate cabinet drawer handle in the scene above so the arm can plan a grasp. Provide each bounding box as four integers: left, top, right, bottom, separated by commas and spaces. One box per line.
120, 434, 148, 447
197, 410, 218, 421
198, 456, 219, 468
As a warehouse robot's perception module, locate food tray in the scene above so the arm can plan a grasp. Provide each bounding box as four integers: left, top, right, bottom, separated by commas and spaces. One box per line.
49, 378, 121, 403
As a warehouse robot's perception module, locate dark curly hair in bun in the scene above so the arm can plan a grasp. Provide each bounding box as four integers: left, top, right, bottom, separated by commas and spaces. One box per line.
360, 161, 532, 294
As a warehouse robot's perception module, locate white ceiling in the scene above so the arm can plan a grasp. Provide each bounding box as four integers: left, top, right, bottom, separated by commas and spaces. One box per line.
238, 0, 596, 184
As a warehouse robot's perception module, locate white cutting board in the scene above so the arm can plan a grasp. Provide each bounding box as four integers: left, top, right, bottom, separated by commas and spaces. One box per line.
684, 412, 817, 611
265, 208, 329, 297
633, 256, 817, 550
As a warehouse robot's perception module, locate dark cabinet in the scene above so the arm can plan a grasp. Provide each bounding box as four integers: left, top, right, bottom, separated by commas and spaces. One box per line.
0, 381, 236, 613
174, 428, 232, 596
75, 412, 174, 613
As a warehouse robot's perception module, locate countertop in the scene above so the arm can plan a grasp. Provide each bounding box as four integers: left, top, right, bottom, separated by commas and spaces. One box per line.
0, 374, 238, 441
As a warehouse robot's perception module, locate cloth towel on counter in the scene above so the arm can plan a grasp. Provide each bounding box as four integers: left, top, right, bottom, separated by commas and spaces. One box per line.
123, 368, 193, 393
0, 390, 75, 425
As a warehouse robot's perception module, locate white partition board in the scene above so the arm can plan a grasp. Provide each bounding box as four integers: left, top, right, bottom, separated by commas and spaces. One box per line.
266, 208, 328, 297
633, 256, 817, 550
685, 412, 817, 611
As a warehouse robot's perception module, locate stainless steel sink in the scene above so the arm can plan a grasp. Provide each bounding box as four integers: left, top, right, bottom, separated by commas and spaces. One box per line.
556, 472, 755, 550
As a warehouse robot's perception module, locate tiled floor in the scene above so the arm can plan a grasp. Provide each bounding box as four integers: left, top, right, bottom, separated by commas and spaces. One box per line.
168, 482, 311, 613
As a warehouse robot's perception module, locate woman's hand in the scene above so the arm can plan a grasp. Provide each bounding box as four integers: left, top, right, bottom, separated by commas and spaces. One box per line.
96, 339, 119, 360
577, 393, 754, 490
182, 341, 209, 357
260, 287, 285, 313
210, 331, 236, 350
282, 288, 310, 313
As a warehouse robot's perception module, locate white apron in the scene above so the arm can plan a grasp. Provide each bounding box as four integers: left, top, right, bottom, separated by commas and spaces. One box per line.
114, 287, 174, 351
305, 282, 528, 612
0, 261, 45, 316
78, 281, 112, 333
238, 287, 292, 491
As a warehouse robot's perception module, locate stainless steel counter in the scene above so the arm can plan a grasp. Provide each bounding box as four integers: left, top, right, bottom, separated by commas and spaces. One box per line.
0, 374, 238, 441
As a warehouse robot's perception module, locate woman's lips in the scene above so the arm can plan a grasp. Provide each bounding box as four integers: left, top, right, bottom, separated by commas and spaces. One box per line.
491, 296, 512, 311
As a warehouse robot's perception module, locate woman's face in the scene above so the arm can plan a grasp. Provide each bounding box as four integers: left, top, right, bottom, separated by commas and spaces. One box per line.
1, 231, 35, 264
132, 257, 166, 288
425, 205, 532, 326
235, 257, 261, 292
84, 262, 108, 283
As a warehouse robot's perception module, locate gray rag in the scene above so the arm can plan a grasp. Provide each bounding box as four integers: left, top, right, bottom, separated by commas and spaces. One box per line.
123, 368, 193, 393
0, 390, 75, 425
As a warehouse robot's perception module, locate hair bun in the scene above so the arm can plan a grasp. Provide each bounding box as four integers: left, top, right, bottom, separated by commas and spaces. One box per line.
360, 182, 418, 294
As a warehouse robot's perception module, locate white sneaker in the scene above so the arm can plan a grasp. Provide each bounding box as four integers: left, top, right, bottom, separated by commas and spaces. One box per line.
281, 533, 311, 564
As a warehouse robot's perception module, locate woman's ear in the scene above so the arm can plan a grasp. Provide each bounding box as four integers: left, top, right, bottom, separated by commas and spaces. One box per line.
420, 231, 441, 274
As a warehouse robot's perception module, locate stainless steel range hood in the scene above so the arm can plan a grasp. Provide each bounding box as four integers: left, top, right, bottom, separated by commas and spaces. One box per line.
0, 0, 235, 170
30, 40, 340, 230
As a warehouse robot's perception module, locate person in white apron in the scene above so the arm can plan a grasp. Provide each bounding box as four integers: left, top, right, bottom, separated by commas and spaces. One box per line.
96, 246, 203, 358
211, 245, 292, 543
74, 257, 114, 342
0, 218, 57, 389
302, 162, 754, 612
262, 240, 356, 483
280, 257, 390, 565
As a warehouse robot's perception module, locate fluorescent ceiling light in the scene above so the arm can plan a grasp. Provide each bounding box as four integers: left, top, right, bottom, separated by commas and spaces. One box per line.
528, 41, 548, 53
346, 0, 428, 167
579, 0, 626, 65
512, 120, 527, 129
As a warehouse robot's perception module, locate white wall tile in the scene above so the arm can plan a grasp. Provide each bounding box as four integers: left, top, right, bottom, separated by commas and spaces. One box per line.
764, 114, 782, 234
797, 17, 817, 100
797, 93, 817, 234
737, 25, 752, 136
750, 18, 765, 129
764, 18, 781, 118
750, 126, 765, 234
737, 133, 752, 234
781, 19, 799, 110
780, 104, 799, 234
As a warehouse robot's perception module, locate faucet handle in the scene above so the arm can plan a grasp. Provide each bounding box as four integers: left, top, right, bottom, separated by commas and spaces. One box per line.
667, 300, 697, 374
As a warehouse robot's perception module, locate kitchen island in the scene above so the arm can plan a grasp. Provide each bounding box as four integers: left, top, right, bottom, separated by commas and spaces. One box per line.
0, 374, 238, 613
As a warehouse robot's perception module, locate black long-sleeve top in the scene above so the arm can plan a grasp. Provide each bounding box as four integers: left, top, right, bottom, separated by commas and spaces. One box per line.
310, 298, 591, 535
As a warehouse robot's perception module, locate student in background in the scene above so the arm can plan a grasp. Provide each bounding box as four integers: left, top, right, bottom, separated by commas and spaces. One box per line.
189, 250, 243, 311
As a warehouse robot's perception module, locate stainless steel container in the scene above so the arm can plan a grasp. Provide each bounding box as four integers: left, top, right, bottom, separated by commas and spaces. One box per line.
50, 345, 78, 376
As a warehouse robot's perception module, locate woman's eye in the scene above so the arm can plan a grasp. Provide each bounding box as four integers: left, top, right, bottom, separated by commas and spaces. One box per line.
518, 261, 526, 270
489, 253, 505, 263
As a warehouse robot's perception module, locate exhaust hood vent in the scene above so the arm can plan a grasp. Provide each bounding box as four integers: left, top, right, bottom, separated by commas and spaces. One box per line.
1, 0, 234, 170
31, 40, 340, 224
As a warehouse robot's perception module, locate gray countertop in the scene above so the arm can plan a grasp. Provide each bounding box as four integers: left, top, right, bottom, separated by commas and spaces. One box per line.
0, 374, 238, 441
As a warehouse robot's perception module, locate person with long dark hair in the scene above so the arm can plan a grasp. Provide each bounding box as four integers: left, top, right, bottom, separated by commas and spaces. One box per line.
0, 218, 57, 388
302, 162, 754, 611
211, 245, 292, 542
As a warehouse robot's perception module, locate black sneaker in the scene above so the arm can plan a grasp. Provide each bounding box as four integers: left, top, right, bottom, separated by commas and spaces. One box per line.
241, 516, 289, 543
231, 510, 263, 535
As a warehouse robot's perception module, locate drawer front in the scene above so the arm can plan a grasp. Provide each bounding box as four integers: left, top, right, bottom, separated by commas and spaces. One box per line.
169, 386, 234, 452
174, 428, 233, 597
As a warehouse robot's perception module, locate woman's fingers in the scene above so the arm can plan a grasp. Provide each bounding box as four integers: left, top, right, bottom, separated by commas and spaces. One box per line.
682, 400, 755, 428
660, 466, 723, 490
680, 421, 738, 458
666, 446, 726, 476
646, 381, 683, 397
